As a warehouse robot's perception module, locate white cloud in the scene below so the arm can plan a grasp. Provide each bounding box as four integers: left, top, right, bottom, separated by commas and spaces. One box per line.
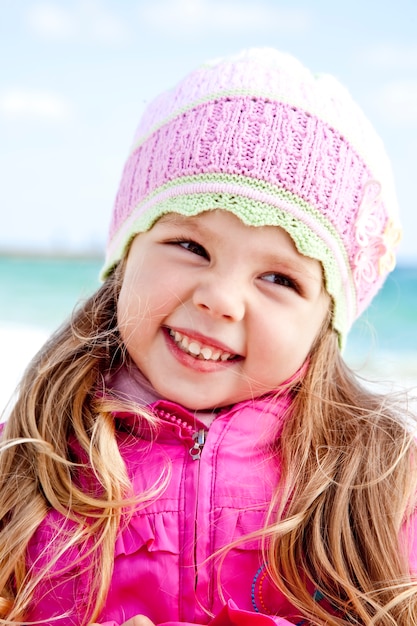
377, 80, 417, 126
361, 44, 417, 71
26, 3, 76, 39
26, 0, 130, 44
89, 10, 128, 44
139, 0, 311, 34
0, 89, 72, 121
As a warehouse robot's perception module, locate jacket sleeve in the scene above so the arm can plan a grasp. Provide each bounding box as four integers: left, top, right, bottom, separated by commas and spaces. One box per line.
26, 513, 96, 625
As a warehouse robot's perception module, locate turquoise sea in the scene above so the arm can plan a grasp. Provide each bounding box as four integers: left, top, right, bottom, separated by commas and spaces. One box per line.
1, 255, 416, 412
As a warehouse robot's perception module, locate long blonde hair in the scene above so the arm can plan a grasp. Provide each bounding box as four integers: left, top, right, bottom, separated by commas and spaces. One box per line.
265, 327, 417, 624
0, 266, 416, 624
0, 261, 157, 623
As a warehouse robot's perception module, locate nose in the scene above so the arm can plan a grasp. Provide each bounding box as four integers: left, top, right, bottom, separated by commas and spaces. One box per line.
192, 274, 246, 322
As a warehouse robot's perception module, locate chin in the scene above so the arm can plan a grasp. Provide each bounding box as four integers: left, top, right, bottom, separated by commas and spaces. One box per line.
162, 391, 228, 412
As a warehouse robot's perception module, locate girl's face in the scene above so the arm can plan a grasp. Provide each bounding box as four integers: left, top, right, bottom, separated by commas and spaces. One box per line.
117, 210, 330, 411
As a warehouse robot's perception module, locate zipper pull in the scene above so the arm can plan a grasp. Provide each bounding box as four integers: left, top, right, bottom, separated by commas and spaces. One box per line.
189, 429, 206, 460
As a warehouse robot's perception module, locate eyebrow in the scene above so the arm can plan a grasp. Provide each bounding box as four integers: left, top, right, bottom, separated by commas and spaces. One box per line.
157, 213, 221, 239
259, 248, 318, 269
157, 214, 202, 229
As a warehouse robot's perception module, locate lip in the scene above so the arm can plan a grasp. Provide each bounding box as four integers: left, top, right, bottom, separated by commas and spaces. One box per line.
162, 326, 243, 371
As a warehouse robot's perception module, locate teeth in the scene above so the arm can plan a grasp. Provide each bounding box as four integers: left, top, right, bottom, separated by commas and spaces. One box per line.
200, 347, 213, 360
169, 329, 234, 362
188, 341, 201, 355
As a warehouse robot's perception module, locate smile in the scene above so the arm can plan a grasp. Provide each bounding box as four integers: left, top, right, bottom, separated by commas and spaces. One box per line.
168, 329, 238, 362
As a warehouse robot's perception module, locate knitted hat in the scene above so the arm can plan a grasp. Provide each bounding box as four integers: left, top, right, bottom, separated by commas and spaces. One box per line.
102, 48, 402, 346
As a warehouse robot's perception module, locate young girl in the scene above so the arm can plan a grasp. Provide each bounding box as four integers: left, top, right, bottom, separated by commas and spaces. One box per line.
1, 48, 416, 626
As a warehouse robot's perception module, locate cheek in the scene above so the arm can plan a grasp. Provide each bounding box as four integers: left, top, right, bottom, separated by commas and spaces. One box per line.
252, 313, 317, 374
117, 278, 149, 346
117, 274, 170, 346
117, 283, 139, 329
116, 288, 127, 333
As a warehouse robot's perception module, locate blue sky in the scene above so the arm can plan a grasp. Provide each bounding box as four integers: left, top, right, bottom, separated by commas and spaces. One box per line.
1, 0, 417, 263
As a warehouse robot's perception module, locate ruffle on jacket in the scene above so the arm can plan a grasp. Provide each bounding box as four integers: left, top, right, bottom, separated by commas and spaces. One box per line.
210, 508, 270, 552
115, 510, 180, 556
115, 503, 273, 560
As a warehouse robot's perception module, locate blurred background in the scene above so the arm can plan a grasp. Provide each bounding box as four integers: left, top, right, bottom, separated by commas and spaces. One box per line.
1, 0, 417, 415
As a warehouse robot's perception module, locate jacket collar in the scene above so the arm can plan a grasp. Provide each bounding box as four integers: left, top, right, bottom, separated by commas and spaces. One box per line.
106, 362, 294, 437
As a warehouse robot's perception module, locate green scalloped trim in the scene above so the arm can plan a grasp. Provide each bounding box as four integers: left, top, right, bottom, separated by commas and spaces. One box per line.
111, 171, 352, 277
126, 172, 348, 242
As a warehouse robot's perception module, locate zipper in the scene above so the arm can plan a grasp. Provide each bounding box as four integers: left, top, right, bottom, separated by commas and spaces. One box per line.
155, 407, 207, 460
189, 429, 207, 460
155, 405, 208, 619
153, 403, 211, 621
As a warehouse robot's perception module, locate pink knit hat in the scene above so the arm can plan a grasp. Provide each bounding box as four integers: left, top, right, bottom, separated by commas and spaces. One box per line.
102, 48, 401, 346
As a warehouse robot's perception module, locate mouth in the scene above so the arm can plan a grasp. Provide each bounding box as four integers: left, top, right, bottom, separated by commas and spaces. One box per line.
167, 328, 241, 362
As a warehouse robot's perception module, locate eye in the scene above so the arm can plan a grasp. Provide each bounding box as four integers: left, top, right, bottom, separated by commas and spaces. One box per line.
175, 240, 210, 259
260, 273, 299, 291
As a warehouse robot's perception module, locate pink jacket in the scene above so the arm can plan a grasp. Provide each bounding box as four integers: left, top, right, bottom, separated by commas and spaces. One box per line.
25, 392, 417, 626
